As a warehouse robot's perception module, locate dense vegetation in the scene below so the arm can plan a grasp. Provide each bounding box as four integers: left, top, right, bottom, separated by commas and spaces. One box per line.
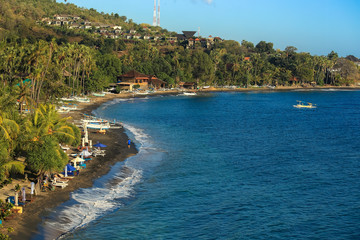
1, 0, 359, 93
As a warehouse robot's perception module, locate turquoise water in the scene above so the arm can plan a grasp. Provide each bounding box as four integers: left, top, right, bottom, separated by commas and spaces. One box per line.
36, 90, 360, 239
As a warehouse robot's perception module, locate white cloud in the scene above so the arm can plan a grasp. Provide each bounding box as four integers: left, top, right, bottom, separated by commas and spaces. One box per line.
203, 0, 213, 4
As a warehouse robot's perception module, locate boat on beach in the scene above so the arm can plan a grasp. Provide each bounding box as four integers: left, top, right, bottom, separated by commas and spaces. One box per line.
93, 92, 106, 97
74, 96, 91, 103
57, 108, 70, 113
59, 104, 78, 111
60, 97, 76, 101
293, 101, 317, 109
183, 92, 197, 96
86, 122, 111, 130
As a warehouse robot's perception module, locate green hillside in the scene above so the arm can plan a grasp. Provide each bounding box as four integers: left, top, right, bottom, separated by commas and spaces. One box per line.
0, 0, 359, 98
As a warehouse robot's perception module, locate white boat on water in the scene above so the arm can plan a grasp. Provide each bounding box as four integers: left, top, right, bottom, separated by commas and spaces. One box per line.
293, 101, 317, 109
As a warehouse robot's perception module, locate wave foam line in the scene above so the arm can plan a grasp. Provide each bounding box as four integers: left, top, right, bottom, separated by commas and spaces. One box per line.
48, 166, 142, 239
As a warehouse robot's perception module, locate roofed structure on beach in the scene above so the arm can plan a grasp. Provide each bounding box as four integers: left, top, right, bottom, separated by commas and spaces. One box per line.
118, 70, 149, 82
117, 70, 167, 90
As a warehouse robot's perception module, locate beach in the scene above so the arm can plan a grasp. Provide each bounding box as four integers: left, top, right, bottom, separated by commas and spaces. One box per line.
2, 85, 360, 239
3, 93, 137, 240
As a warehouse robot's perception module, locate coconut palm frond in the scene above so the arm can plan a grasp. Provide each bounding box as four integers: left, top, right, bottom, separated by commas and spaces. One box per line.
2, 160, 25, 176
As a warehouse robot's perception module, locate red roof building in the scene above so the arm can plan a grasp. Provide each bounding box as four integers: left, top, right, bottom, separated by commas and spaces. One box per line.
117, 70, 167, 90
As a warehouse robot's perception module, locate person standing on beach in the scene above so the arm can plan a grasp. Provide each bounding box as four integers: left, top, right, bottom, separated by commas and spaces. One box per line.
128, 139, 131, 148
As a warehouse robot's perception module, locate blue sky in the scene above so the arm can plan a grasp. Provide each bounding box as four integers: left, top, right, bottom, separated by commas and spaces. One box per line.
63, 0, 360, 57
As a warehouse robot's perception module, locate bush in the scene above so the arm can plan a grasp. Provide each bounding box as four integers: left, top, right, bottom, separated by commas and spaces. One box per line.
0, 200, 13, 221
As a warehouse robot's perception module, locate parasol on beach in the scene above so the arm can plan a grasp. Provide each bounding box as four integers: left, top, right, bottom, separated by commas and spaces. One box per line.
64, 165, 68, 177
93, 142, 107, 148
80, 149, 92, 158
31, 182, 35, 195
71, 157, 85, 168
22, 187, 26, 202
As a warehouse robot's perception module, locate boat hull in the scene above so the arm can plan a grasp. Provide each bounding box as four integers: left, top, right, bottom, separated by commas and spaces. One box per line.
86, 123, 110, 130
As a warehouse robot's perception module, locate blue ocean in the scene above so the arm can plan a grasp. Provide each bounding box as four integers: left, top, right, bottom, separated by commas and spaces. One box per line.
36, 90, 360, 239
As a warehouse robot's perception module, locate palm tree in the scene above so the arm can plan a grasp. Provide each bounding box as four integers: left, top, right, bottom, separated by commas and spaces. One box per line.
15, 80, 35, 114
22, 104, 80, 179
0, 156, 25, 182
23, 104, 79, 147
0, 113, 24, 181
0, 113, 20, 154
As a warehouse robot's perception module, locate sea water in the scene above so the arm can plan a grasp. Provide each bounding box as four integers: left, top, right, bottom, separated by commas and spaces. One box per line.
35, 90, 360, 240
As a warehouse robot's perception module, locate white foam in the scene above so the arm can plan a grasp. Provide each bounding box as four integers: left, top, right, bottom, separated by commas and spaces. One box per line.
123, 123, 151, 147
41, 123, 164, 239
45, 166, 142, 238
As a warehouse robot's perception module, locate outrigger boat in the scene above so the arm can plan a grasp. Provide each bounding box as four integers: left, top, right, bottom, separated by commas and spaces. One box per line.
183, 92, 197, 96
86, 122, 111, 130
293, 101, 317, 109
74, 96, 91, 103
93, 92, 106, 97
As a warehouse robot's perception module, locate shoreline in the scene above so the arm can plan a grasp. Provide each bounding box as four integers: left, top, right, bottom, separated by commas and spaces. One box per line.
6, 93, 137, 240
3, 85, 360, 239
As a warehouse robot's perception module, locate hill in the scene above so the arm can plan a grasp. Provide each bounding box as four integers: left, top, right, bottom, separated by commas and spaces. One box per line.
0, 0, 358, 96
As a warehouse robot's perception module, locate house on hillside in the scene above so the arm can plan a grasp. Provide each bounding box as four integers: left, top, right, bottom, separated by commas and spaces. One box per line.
54, 15, 69, 21
42, 18, 52, 25
176, 31, 197, 40
112, 25, 122, 30
114, 29, 122, 34
52, 20, 62, 26
117, 70, 167, 91
69, 23, 80, 29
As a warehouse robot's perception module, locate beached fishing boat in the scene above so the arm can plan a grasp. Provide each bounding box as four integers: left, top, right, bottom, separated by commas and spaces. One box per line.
93, 92, 105, 97
75, 97, 91, 103
81, 114, 110, 124
293, 101, 317, 109
135, 91, 149, 95
86, 122, 111, 130
59, 104, 78, 111
57, 108, 70, 113
81, 119, 108, 124
183, 92, 197, 96
60, 97, 76, 101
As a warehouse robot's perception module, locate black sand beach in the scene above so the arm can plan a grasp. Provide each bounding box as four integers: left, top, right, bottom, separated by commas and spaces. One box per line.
6, 94, 137, 240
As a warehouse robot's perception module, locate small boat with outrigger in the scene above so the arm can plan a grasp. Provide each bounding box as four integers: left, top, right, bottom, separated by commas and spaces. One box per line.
293, 100, 317, 109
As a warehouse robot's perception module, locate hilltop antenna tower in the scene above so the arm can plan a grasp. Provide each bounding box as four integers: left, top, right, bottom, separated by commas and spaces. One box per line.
153, 0, 157, 26
157, 0, 160, 27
